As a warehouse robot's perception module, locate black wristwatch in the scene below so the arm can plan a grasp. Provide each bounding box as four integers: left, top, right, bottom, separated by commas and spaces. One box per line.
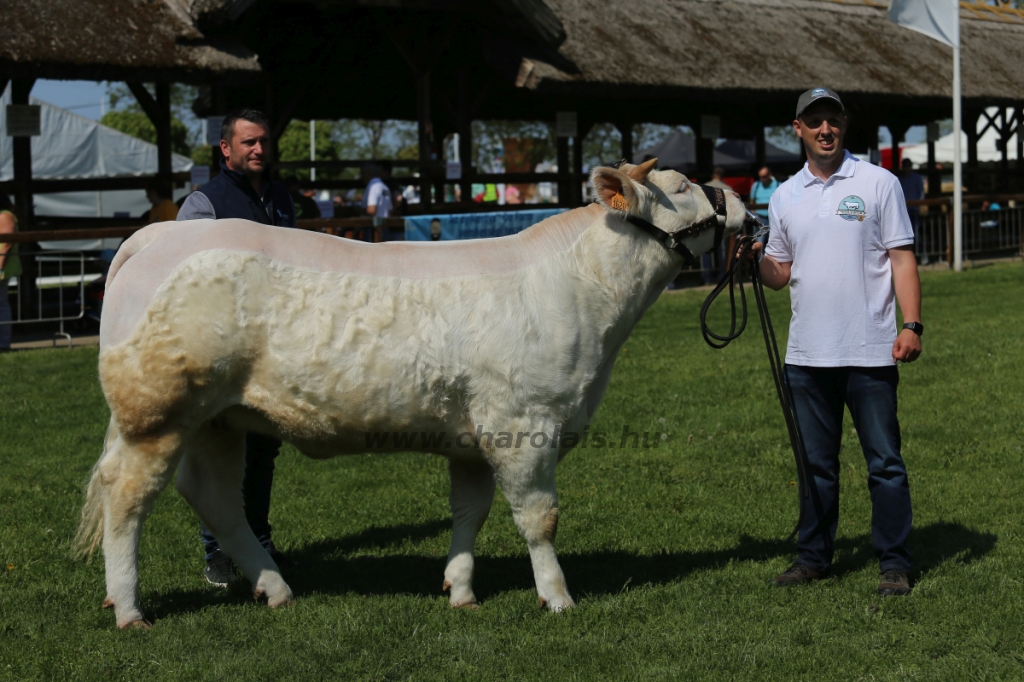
902, 322, 924, 336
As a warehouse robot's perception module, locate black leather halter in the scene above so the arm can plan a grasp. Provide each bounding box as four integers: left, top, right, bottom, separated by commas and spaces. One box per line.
623, 184, 729, 266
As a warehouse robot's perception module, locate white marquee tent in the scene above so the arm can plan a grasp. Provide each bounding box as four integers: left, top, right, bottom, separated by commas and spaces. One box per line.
0, 83, 192, 219
901, 107, 1019, 165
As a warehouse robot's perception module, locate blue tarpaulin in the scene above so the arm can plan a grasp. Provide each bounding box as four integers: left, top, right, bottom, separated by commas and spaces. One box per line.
405, 208, 567, 241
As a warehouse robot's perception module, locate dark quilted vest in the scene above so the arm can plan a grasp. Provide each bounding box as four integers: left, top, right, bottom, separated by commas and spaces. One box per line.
202, 160, 296, 227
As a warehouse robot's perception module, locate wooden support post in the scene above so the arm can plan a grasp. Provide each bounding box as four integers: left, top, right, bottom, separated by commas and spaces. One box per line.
618, 121, 633, 163
155, 83, 172, 187
557, 136, 570, 207
755, 124, 766, 171
11, 78, 36, 227
695, 118, 714, 182
127, 82, 172, 186
457, 66, 472, 204
965, 107, 982, 195
571, 122, 591, 206
416, 71, 433, 212
926, 134, 939, 197
887, 122, 909, 171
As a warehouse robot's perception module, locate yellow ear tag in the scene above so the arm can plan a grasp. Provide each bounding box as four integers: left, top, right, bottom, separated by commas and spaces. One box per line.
610, 193, 629, 211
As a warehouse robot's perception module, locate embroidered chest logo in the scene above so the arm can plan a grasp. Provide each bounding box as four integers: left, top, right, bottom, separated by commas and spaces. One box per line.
836, 195, 866, 222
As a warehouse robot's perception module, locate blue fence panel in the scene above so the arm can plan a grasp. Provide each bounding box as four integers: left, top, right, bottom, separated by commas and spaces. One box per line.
405, 209, 567, 241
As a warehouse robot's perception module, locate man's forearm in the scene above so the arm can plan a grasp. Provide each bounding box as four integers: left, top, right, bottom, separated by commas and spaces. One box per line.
758, 254, 792, 290
889, 246, 921, 322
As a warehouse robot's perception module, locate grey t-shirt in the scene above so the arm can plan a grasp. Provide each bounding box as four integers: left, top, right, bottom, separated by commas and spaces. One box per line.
176, 192, 216, 221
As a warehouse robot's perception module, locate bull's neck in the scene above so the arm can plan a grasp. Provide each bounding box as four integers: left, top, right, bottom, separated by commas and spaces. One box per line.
570, 213, 680, 342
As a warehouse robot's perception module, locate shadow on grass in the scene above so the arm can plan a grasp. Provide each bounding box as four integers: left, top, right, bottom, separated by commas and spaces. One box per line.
143, 519, 995, 621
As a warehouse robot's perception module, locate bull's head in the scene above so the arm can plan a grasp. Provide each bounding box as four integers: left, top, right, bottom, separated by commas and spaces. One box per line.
590, 158, 747, 260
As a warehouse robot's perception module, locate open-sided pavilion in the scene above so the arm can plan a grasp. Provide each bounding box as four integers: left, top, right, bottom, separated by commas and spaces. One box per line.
3, 0, 1024, 226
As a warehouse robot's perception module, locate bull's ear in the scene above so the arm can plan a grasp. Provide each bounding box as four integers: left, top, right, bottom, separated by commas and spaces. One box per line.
627, 157, 657, 183
591, 166, 636, 213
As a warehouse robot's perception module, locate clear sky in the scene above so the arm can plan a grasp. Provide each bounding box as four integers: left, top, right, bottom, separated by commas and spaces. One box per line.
30, 79, 109, 120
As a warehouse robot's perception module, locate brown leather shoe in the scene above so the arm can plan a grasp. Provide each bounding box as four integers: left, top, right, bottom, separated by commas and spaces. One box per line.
877, 569, 911, 596
774, 562, 827, 587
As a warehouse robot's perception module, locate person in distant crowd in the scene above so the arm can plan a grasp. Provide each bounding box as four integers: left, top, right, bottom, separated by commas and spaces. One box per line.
287, 179, 321, 220
898, 159, 927, 264
505, 185, 523, 204
429, 218, 443, 241
749, 166, 779, 227
702, 166, 732, 284
0, 193, 22, 352
145, 179, 179, 223
177, 108, 296, 587
749, 87, 922, 598
361, 162, 393, 219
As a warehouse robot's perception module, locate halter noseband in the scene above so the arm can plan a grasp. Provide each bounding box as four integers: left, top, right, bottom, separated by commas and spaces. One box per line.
623, 184, 729, 266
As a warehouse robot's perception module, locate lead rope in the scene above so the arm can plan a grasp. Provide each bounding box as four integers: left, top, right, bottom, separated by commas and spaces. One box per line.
698, 234, 809, 543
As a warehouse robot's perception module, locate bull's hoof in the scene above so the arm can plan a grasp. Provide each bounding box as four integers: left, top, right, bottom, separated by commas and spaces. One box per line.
540, 595, 575, 613
101, 597, 114, 609
118, 618, 152, 631
255, 587, 295, 609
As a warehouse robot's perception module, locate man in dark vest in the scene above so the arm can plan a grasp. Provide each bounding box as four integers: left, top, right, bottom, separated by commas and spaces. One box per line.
178, 108, 296, 585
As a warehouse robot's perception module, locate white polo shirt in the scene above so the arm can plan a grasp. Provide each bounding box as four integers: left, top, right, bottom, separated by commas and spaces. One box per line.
765, 151, 914, 367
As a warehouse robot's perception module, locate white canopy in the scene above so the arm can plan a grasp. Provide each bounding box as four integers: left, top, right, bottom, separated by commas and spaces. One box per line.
901, 108, 1019, 165
0, 83, 192, 219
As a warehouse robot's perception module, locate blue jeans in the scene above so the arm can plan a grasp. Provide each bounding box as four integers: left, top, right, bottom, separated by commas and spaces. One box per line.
200, 432, 281, 560
785, 365, 912, 573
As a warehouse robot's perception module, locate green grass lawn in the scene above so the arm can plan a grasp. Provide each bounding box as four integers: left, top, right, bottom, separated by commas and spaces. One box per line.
2, 262, 1023, 680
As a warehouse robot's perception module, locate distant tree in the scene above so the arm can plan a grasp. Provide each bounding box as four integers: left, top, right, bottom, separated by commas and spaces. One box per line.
277, 120, 340, 181
100, 110, 192, 156
471, 120, 556, 172
102, 82, 200, 155
583, 123, 622, 169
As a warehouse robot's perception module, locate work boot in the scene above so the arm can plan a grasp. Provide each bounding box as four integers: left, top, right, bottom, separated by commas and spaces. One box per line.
877, 569, 911, 596
774, 561, 827, 587
203, 549, 238, 587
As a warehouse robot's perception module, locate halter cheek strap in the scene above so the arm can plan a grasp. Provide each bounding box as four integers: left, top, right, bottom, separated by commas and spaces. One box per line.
622, 183, 728, 266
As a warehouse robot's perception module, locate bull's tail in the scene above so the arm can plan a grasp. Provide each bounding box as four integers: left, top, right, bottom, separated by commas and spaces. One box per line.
71, 417, 119, 560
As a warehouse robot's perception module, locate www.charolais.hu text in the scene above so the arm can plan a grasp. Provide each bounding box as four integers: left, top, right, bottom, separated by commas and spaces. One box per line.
364, 425, 664, 449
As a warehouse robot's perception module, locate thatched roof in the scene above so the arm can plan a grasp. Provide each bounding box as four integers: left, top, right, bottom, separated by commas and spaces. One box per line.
0, 0, 261, 84
509, 0, 1024, 105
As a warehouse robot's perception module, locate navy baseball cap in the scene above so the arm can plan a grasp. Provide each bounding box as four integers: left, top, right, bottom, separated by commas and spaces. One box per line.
796, 87, 844, 118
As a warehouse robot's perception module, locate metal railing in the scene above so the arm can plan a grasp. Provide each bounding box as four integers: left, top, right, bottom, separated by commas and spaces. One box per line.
4, 250, 101, 347
915, 205, 1023, 263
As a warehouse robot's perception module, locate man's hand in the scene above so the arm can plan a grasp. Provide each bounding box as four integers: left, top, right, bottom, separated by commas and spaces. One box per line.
892, 328, 922, 363
738, 240, 762, 261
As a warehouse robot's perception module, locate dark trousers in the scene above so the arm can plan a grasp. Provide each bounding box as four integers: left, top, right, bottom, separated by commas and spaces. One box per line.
786, 364, 912, 573
200, 432, 281, 560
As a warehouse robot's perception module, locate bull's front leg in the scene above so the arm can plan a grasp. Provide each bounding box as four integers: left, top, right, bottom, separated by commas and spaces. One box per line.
443, 458, 495, 608
494, 438, 575, 612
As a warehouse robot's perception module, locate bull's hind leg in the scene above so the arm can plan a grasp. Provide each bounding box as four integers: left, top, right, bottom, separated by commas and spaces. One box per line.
494, 443, 575, 612
444, 458, 495, 608
174, 421, 293, 608
100, 430, 184, 629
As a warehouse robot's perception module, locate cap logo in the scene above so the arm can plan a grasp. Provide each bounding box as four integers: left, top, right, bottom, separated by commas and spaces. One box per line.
812, 88, 828, 98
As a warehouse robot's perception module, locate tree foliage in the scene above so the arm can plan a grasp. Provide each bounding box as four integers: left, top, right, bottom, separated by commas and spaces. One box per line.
99, 110, 193, 156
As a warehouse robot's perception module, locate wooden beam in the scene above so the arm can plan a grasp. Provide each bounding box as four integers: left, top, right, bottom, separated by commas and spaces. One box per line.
0, 172, 191, 195
11, 78, 36, 227
618, 121, 633, 162
155, 83, 172, 184
126, 83, 163, 128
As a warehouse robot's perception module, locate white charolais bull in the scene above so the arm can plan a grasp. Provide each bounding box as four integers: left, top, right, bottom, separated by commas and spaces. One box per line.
75, 159, 744, 628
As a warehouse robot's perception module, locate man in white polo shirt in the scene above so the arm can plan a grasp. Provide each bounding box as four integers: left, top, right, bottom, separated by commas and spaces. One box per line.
752, 87, 923, 597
